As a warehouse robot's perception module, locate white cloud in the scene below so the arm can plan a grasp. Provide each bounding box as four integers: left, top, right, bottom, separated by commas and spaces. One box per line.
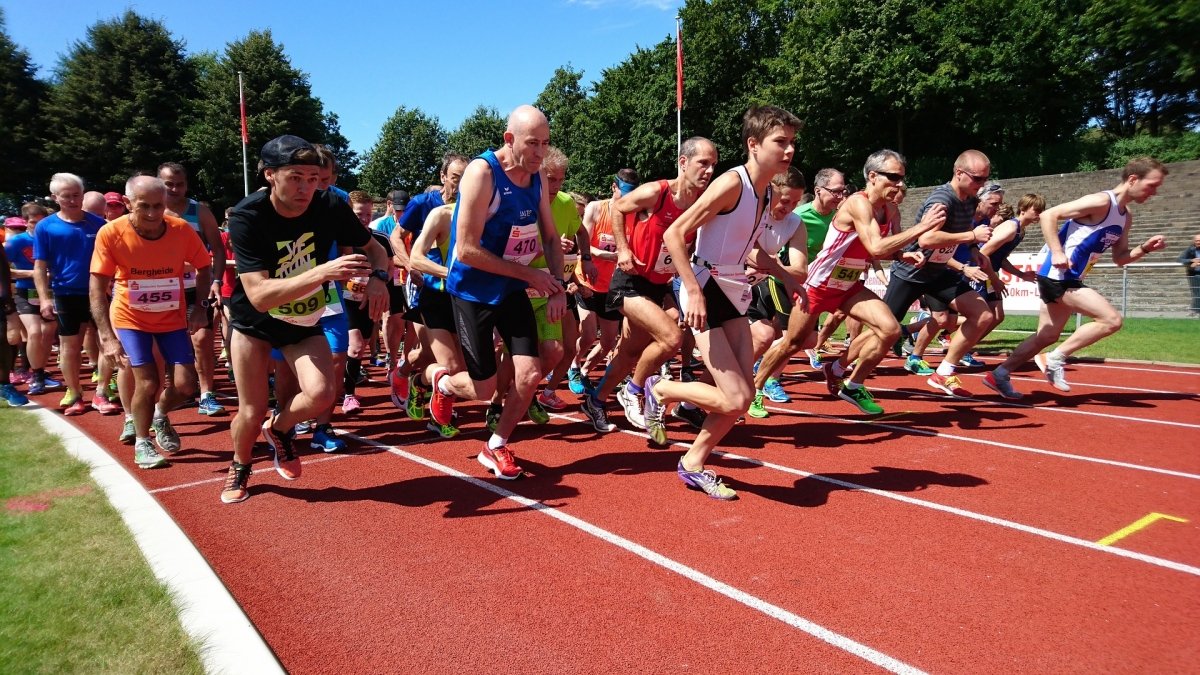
567, 0, 680, 10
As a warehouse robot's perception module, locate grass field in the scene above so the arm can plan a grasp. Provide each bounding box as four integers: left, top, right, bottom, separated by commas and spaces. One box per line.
0, 408, 204, 674
977, 315, 1200, 364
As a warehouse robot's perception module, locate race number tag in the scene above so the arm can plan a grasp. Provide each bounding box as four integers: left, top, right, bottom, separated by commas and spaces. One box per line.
344, 276, 369, 302
269, 285, 327, 326
652, 244, 674, 275
929, 245, 957, 264
562, 253, 579, 279
827, 258, 867, 291
598, 233, 617, 253
128, 277, 181, 313
503, 223, 541, 265
181, 264, 197, 290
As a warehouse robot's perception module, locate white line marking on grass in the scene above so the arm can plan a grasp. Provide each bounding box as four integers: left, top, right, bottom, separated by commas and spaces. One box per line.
26, 407, 283, 675
547, 412, 1200, 578
344, 431, 927, 675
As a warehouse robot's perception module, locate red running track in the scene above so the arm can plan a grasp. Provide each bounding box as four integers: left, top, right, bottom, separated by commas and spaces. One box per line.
22, 353, 1200, 673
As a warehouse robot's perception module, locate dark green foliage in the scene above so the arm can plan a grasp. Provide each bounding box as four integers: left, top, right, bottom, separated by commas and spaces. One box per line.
359, 106, 447, 197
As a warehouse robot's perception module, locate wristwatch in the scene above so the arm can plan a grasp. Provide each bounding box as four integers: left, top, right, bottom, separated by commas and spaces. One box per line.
370, 269, 389, 282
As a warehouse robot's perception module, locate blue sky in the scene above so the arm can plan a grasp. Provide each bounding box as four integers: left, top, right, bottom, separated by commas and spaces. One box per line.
3, 0, 683, 156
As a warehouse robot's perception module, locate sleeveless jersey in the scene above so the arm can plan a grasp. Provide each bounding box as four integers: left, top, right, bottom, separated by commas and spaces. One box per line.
446, 149, 542, 305
806, 192, 894, 292
178, 199, 204, 289
627, 180, 687, 285
1035, 190, 1126, 281
578, 199, 619, 294
685, 165, 772, 313
986, 218, 1025, 270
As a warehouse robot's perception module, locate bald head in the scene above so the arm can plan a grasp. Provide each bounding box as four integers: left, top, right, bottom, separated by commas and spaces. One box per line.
503, 104, 551, 175
507, 104, 547, 135
82, 191, 106, 217
125, 175, 166, 201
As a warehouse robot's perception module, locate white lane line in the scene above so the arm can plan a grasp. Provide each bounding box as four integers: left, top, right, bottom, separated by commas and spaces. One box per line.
25, 407, 283, 675
342, 431, 927, 675
1082, 363, 1200, 376
764, 405, 1200, 481
999, 374, 1193, 395
549, 412, 1200, 578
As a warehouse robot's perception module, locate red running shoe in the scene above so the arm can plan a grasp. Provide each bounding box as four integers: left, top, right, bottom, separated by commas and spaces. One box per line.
478, 444, 523, 480
428, 369, 454, 426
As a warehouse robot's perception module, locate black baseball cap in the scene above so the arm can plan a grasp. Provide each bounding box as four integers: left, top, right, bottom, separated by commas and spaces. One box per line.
389, 190, 410, 207
260, 135, 319, 169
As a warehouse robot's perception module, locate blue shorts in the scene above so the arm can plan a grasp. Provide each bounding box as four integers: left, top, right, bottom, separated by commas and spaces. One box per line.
116, 328, 194, 368
270, 310, 348, 360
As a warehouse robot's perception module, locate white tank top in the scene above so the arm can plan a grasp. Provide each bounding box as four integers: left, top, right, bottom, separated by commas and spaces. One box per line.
692, 165, 771, 268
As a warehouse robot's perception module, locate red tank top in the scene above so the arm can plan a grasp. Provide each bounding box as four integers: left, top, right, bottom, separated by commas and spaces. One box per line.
579, 200, 618, 293
628, 180, 686, 285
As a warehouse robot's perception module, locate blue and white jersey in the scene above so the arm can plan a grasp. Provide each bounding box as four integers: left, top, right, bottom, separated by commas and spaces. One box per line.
1035, 190, 1126, 281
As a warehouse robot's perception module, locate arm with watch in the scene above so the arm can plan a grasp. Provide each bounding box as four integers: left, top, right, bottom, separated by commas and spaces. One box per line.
189, 265, 213, 334
360, 236, 392, 322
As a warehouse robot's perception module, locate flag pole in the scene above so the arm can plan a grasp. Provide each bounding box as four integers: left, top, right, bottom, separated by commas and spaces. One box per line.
676, 16, 683, 156
239, 71, 249, 197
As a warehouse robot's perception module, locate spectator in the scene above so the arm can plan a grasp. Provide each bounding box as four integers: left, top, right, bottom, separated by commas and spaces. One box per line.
1181, 233, 1200, 317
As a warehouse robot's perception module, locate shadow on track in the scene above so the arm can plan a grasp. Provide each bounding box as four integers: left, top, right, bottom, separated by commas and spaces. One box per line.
728, 465, 988, 508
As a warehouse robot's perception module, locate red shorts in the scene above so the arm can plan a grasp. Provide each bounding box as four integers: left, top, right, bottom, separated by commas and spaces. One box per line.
804, 280, 865, 316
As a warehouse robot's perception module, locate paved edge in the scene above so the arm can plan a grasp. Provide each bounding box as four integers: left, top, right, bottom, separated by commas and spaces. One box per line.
26, 406, 284, 675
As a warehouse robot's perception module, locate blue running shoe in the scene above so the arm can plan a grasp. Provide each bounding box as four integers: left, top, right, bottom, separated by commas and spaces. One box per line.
0, 383, 29, 407
567, 367, 585, 395
197, 392, 225, 416
958, 352, 985, 368
762, 378, 791, 403
309, 424, 346, 453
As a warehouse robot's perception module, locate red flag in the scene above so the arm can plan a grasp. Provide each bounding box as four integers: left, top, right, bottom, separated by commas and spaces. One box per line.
676, 20, 684, 110
239, 76, 249, 145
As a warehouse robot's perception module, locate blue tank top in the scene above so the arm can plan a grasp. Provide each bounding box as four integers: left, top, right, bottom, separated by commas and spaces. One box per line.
1035, 190, 1126, 281
446, 150, 542, 305
987, 218, 1025, 270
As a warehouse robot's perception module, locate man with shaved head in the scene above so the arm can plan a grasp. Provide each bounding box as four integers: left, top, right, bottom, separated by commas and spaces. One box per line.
425, 104, 567, 480
90, 176, 212, 469
82, 191, 107, 219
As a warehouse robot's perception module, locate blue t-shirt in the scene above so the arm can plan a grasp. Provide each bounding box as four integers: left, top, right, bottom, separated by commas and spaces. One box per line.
33, 212, 105, 294
372, 215, 399, 238
4, 231, 36, 290
399, 191, 445, 235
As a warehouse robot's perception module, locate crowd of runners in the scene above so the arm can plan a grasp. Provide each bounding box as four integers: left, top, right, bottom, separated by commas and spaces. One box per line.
0, 104, 1171, 503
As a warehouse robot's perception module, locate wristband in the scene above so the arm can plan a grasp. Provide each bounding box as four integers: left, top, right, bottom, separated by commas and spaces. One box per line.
581, 254, 592, 261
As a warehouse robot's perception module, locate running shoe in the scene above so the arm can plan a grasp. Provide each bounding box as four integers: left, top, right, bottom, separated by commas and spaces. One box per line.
118, 417, 136, 445
904, 356, 934, 376
485, 403, 502, 433
1034, 352, 1071, 392
133, 439, 168, 469
957, 352, 985, 368
218, 347, 228, 363
389, 367, 409, 409
406, 378, 427, 421
310, 424, 347, 453
677, 460, 737, 500
64, 398, 88, 416
8, 369, 31, 385
804, 348, 822, 370
341, 394, 362, 415
537, 388, 567, 411
679, 368, 696, 383
294, 420, 313, 435
890, 334, 905, 358
616, 383, 646, 430
762, 378, 790, 403
262, 417, 301, 480
197, 392, 225, 416
426, 420, 460, 439
0, 383, 29, 407
837, 384, 884, 414
28, 375, 47, 395
106, 375, 119, 399
90, 371, 99, 384
581, 395, 616, 433
821, 361, 842, 396
927, 373, 971, 398
982, 370, 1023, 400
151, 417, 181, 453
642, 374, 667, 446
354, 369, 369, 386
220, 461, 252, 504
901, 336, 915, 356
478, 444, 523, 480
428, 369, 453, 426
527, 399, 550, 424
751, 358, 760, 376
60, 390, 80, 408
747, 391, 769, 419
567, 368, 586, 395
937, 334, 951, 350
90, 395, 120, 415
670, 403, 707, 431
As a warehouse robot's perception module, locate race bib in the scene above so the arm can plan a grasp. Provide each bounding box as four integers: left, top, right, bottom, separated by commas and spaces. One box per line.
929, 245, 957, 264
598, 233, 617, 253
503, 223, 541, 265
181, 264, 197, 290
652, 244, 674, 275
319, 286, 344, 317
744, 267, 770, 287
562, 253, 579, 279
344, 276, 369, 302
127, 277, 180, 313
828, 258, 867, 291
392, 266, 405, 287
269, 285, 326, 326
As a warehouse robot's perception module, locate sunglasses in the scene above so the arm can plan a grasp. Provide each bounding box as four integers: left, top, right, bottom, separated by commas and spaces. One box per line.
959, 169, 989, 183
875, 170, 906, 184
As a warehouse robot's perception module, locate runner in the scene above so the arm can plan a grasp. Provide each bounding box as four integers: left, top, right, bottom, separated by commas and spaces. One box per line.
0, 242, 29, 406
222, 135, 389, 503
796, 168, 847, 368
966, 193, 1043, 353
755, 149, 946, 418
102, 192, 126, 222
342, 190, 395, 414
159, 162, 227, 416
579, 137, 718, 435
369, 189, 411, 375
425, 105, 566, 480
881, 150, 994, 398
984, 157, 1168, 399
90, 176, 211, 468
33, 173, 118, 415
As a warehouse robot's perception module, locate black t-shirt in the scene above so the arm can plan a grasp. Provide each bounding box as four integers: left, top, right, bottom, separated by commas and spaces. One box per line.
228, 189, 370, 329
892, 183, 979, 283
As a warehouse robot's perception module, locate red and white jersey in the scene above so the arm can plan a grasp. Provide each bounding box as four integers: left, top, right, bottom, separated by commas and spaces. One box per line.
806, 192, 894, 292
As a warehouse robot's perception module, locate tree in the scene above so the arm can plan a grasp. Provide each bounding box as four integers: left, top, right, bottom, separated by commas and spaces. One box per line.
0, 8, 49, 198
446, 105, 505, 158
40, 10, 197, 190
182, 30, 346, 209
359, 106, 447, 196
535, 65, 589, 160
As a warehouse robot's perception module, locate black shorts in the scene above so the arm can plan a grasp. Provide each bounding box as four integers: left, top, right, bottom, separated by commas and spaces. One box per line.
1037, 275, 1085, 304
183, 288, 215, 329
451, 291, 538, 382
747, 277, 792, 323
53, 293, 93, 337
606, 268, 671, 314
577, 289, 621, 322
344, 298, 375, 336
419, 287, 456, 333
885, 272, 974, 319
14, 289, 47, 316
387, 284, 407, 315
697, 276, 745, 331
231, 317, 324, 349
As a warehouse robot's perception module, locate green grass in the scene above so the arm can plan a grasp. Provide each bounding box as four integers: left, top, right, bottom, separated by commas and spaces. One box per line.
0, 408, 205, 674
976, 316, 1200, 364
